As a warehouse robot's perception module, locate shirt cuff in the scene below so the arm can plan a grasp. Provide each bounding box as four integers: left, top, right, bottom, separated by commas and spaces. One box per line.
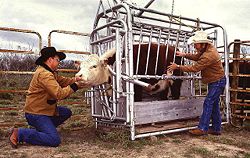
70, 83, 78, 92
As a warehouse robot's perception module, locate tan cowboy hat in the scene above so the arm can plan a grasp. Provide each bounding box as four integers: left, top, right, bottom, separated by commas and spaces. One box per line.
187, 30, 212, 45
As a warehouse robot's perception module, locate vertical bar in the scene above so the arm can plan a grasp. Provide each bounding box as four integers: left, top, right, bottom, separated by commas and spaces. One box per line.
91, 88, 95, 116
112, 74, 117, 116
165, 35, 170, 67
154, 29, 162, 74
145, 27, 153, 75
136, 26, 143, 75
173, 16, 182, 63
102, 84, 113, 117
221, 28, 230, 124
214, 30, 218, 48
115, 28, 121, 99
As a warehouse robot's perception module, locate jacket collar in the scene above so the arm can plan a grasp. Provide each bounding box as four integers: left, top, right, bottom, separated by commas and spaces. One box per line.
40, 63, 54, 73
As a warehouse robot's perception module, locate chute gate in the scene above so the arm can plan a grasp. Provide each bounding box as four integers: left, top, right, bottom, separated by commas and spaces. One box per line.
88, 1, 229, 140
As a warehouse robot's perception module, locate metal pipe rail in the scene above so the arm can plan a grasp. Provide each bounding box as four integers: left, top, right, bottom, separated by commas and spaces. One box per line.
48, 29, 90, 48
0, 27, 42, 50
0, 70, 34, 75
57, 50, 90, 55
90, 19, 127, 45
107, 66, 151, 88
133, 74, 202, 80
127, 3, 221, 28
0, 27, 43, 94
0, 49, 34, 54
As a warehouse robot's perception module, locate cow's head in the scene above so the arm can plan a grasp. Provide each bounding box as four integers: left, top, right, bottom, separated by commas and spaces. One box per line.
75, 48, 116, 86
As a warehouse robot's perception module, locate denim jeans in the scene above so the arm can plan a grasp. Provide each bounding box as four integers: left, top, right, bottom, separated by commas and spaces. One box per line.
18, 106, 72, 147
198, 76, 226, 132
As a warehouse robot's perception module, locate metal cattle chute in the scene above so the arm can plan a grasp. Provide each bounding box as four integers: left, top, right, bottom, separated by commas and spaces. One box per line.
87, 0, 230, 140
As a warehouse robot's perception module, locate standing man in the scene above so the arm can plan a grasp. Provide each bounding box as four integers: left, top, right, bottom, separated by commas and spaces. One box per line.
9, 47, 88, 148
168, 31, 226, 136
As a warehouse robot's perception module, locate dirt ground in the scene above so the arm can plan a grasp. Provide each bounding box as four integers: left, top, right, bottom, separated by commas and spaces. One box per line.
0, 123, 249, 158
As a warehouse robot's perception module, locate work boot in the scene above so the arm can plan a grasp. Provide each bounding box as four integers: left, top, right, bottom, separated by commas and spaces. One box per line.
189, 129, 207, 136
208, 129, 221, 135
9, 128, 18, 148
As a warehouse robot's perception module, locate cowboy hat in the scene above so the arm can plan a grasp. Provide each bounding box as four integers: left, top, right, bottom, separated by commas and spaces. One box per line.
35, 47, 66, 65
187, 30, 212, 45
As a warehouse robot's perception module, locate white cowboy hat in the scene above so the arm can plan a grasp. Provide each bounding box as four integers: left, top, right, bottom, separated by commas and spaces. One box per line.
187, 30, 212, 45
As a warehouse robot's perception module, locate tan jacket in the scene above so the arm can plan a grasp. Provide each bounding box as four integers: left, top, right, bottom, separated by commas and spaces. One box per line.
179, 44, 225, 84
24, 65, 76, 116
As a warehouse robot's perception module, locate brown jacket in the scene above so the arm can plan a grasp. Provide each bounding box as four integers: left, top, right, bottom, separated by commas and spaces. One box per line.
24, 65, 77, 116
179, 44, 224, 84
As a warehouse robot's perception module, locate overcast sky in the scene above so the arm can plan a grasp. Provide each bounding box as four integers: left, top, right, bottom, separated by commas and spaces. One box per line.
0, 0, 249, 52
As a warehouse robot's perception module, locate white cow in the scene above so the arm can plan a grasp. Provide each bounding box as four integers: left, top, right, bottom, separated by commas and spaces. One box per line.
75, 48, 116, 86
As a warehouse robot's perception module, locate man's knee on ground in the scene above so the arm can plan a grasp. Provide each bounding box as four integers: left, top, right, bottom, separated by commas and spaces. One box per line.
49, 135, 61, 147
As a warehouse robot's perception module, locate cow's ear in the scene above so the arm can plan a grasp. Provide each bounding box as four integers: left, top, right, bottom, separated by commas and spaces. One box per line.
74, 61, 82, 70
100, 59, 108, 67
100, 48, 116, 61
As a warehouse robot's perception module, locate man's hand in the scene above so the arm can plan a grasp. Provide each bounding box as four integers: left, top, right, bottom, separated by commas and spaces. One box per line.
74, 76, 92, 89
167, 62, 178, 72
75, 80, 92, 89
75, 76, 83, 82
176, 51, 186, 57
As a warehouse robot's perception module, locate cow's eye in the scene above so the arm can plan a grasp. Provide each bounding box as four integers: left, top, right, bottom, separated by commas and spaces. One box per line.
90, 65, 97, 69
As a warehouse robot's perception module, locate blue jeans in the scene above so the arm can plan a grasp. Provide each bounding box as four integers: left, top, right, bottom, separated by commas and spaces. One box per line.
18, 106, 72, 147
198, 76, 226, 132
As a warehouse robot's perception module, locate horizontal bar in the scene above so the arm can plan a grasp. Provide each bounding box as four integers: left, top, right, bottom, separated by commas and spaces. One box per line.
231, 114, 250, 119
0, 49, 34, 54
133, 75, 202, 80
229, 73, 250, 77
230, 102, 250, 106
228, 58, 250, 61
229, 88, 250, 93
57, 69, 78, 73
122, 76, 150, 88
0, 90, 27, 93
92, 115, 126, 121
134, 121, 228, 139
0, 70, 34, 75
90, 34, 116, 45
57, 50, 90, 55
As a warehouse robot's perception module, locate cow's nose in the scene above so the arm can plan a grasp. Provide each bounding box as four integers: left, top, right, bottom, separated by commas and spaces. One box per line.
75, 74, 88, 81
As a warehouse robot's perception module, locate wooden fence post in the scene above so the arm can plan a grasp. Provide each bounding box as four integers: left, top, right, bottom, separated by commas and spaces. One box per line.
231, 39, 241, 126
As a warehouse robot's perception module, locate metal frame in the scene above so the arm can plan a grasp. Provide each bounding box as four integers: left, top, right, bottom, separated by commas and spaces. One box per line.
89, 1, 229, 140
0, 27, 42, 93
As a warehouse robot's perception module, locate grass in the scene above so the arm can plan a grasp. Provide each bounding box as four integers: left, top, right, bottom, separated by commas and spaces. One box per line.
244, 153, 250, 158
67, 120, 85, 128
57, 146, 70, 152
171, 138, 182, 144
0, 93, 14, 100
185, 146, 218, 158
205, 132, 250, 150
95, 128, 158, 150
4, 110, 18, 116
0, 100, 12, 105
